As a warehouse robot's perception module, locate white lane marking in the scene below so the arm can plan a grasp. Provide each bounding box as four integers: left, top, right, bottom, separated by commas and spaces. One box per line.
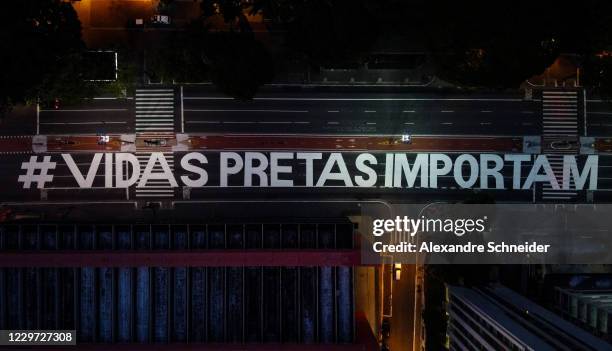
185, 121, 220, 124
258, 121, 292, 124
93, 97, 134, 100
135, 98, 174, 102
294, 121, 310, 124
404, 122, 415, 125
364, 110, 376, 113
480, 122, 492, 125
441, 122, 453, 125
480, 110, 492, 113
224, 121, 254, 124
327, 121, 339, 125
327, 110, 340, 113
441, 110, 454, 113
366, 122, 376, 125
40, 109, 128, 112
403, 110, 416, 113
184, 109, 309, 113
543, 108, 577, 112
41, 121, 127, 125
135, 93, 173, 97
135, 127, 174, 130
183, 97, 525, 102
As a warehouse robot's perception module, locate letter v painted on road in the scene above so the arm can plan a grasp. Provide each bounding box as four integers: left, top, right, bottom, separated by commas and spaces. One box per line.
61, 153, 103, 188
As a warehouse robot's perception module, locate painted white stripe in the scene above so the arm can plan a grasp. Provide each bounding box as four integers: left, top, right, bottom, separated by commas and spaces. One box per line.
40, 121, 127, 125
184, 109, 308, 113
40, 109, 128, 112
184, 97, 526, 102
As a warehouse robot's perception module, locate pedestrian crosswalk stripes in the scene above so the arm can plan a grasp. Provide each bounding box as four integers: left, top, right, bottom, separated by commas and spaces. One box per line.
134, 89, 175, 133
540, 89, 580, 201
134, 151, 175, 197
134, 88, 176, 198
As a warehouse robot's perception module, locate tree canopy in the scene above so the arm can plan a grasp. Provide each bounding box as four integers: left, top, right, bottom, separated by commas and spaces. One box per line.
0, 0, 92, 113
148, 21, 273, 100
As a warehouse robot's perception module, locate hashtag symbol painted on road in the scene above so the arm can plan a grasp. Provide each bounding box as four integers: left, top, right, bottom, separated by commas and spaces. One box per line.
18, 155, 56, 189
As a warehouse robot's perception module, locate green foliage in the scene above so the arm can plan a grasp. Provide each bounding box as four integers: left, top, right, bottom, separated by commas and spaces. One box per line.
0, 0, 94, 111
146, 21, 210, 84
207, 32, 274, 100
422, 1, 557, 89
101, 53, 138, 99
285, 0, 377, 65
422, 0, 612, 89
200, 0, 242, 23
147, 21, 273, 100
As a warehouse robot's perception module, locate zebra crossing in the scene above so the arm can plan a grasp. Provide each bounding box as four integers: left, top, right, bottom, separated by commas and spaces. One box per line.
540, 90, 579, 201
135, 89, 175, 133
135, 152, 175, 198
134, 88, 176, 198
542, 90, 578, 137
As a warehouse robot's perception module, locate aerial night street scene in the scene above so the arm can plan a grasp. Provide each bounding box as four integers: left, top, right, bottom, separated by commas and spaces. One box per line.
3, 1, 612, 350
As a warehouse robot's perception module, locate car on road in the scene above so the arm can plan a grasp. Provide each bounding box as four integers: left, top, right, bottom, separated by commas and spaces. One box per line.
144, 138, 168, 146
401, 134, 412, 144
98, 135, 110, 145
151, 15, 171, 25
550, 140, 578, 150
393, 263, 402, 280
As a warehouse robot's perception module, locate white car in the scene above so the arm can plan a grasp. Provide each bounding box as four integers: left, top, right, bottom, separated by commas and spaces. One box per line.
393, 263, 402, 280
151, 15, 171, 25
401, 134, 412, 144
98, 135, 110, 144
550, 140, 577, 150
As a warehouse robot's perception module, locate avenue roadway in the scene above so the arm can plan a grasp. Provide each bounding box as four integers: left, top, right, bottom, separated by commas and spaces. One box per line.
25, 87, 612, 136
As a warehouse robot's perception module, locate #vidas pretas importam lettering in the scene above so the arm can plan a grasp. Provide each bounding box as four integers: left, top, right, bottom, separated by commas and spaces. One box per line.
53, 152, 598, 190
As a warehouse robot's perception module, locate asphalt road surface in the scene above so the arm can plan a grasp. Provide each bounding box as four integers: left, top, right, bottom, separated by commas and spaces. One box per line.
2, 86, 605, 137
38, 97, 134, 135
182, 87, 540, 135
586, 99, 612, 136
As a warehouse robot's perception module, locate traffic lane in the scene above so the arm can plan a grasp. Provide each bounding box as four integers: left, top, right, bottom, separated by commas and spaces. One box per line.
183, 85, 528, 100
586, 100, 612, 136
0, 105, 36, 135
0, 136, 32, 154
183, 97, 538, 118
585, 115, 612, 136
39, 98, 133, 135
8, 152, 129, 201
187, 135, 523, 152
184, 111, 540, 135
183, 92, 539, 135
586, 99, 612, 113
0, 152, 536, 203
45, 135, 124, 153
390, 263, 416, 351
595, 138, 612, 153
0, 153, 111, 190
0, 155, 44, 201
176, 152, 538, 191
184, 186, 534, 203
593, 156, 612, 192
